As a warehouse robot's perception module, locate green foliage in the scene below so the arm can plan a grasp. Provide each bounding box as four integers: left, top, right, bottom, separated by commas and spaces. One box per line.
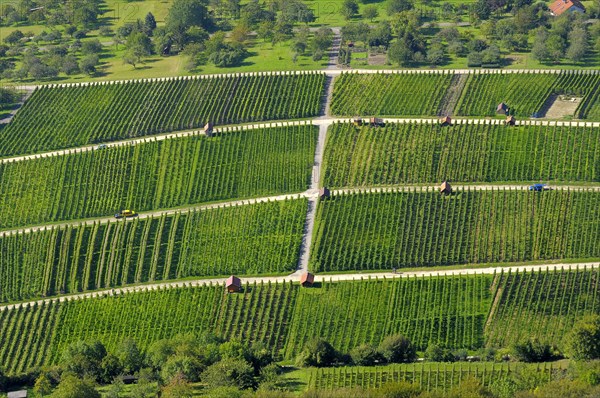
49, 375, 100, 398
331, 73, 452, 116
323, 122, 600, 187
161, 354, 204, 382
161, 373, 194, 398
0, 199, 307, 302
312, 190, 600, 271
0, 73, 325, 156
512, 339, 560, 362
60, 340, 107, 380
378, 335, 416, 364
201, 358, 256, 389
424, 344, 454, 362
350, 344, 380, 366
0, 87, 20, 108
565, 315, 600, 360
115, 339, 145, 374
296, 338, 337, 367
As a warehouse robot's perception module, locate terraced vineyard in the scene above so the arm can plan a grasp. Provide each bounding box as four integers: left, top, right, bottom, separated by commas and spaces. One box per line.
0, 199, 307, 302
323, 122, 600, 187
0, 125, 316, 229
0, 73, 325, 156
485, 266, 600, 348
330, 73, 452, 116
1, 268, 596, 375
456, 71, 600, 118
307, 362, 562, 391
311, 190, 600, 272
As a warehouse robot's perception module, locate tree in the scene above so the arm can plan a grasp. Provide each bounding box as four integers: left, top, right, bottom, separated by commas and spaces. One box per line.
566, 315, 600, 360
126, 32, 153, 58
512, 339, 559, 362
368, 21, 392, 48
50, 375, 100, 398
546, 34, 565, 62
0, 87, 20, 108
378, 335, 417, 363
566, 26, 588, 63
161, 354, 204, 383
387, 0, 413, 15
161, 373, 194, 398
341, 0, 359, 20
350, 344, 380, 366
280, 0, 315, 23
130, 369, 158, 398
312, 27, 333, 53
295, 338, 337, 367
105, 377, 124, 398
80, 55, 99, 75
201, 358, 255, 390
4, 30, 24, 45
61, 340, 107, 380
471, 0, 491, 21
425, 344, 454, 362
116, 339, 145, 374
144, 12, 157, 35
100, 354, 124, 384
81, 39, 102, 55
34, 373, 53, 397
531, 28, 549, 61
363, 5, 379, 21
165, 0, 212, 48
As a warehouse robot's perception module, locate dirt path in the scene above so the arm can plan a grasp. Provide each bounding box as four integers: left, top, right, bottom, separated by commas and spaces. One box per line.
2, 262, 598, 312
326, 28, 341, 71
437, 73, 468, 116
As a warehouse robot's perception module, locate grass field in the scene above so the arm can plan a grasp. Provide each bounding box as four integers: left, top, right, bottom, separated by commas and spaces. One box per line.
0, 125, 317, 229
322, 122, 600, 187
1, 268, 597, 375
311, 189, 600, 272
0, 199, 307, 302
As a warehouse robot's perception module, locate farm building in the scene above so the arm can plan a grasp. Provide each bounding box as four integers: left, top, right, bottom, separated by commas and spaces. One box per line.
496, 103, 510, 115
439, 116, 452, 126
319, 187, 331, 199
440, 181, 452, 195
7, 391, 27, 398
549, 0, 585, 15
204, 122, 214, 137
505, 116, 516, 126
300, 272, 315, 287
226, 275, 242, 293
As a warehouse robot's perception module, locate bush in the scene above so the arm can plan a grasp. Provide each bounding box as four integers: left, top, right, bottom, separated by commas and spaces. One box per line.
350, 344, 380, 366
565, 315, 600, 360
512, 339, 560, 363
425, 344, 454, 362
296, 338, 337, 367
201, 358, 255, 390
378, 335, 417, 364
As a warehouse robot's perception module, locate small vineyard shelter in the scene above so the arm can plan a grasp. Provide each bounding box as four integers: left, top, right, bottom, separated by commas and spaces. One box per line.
300, 272, 315, 287
319, 187, 331, 199
440, 181, 452, 195
496, 103, 509, 115
7, 391, 27, 398
226, 275, 242, 293
439, 116, 452, 126
505, 115, 516, 126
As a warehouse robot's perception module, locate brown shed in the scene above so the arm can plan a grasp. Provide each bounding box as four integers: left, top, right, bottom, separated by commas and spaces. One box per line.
496, 103, 509, 115
439, 116, 452, 126
440, 181, 452, 195
505, 115, 516, 126
226, 275, 242, 293
319, 187, 331, 199
204, 122, 214, 137
300, 272, 315, 287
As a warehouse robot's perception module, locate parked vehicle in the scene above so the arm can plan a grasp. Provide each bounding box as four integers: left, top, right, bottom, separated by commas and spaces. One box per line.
114, 209, 138, 218
97, 144, 107, 149
529, 184, 551, 192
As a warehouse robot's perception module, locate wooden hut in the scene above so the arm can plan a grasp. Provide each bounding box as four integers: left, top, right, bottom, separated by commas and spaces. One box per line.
319, 187, 331, 199
440, 181, 452, 195
7, 391, 27, 398
226, 275, 242, 293
300, 272, 315, 287
496, 103, 509, 115
204, 122, 214, 137
505, 115, 516, 126
439, 116, 452, 126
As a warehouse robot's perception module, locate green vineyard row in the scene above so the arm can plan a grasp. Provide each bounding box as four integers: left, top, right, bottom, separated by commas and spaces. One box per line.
323, 122, 600, 188
311, 189, 600, 272
0, 73, 325, 156
0, 199, 307, 303
1, 268, 597, 375
0, 125, 316, 229
331, 71, 600, 118
307, 362, 562, 391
